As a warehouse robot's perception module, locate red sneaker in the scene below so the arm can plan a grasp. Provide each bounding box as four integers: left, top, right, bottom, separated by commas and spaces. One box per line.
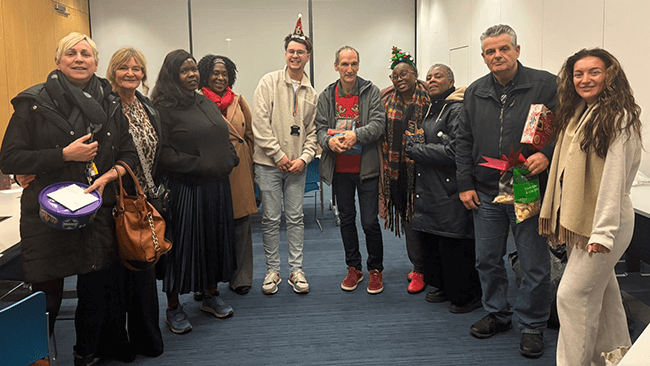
407, 271, 415, 282
367, 270, 384, 294
407, 271, 425, 294
341, 267, 364, 291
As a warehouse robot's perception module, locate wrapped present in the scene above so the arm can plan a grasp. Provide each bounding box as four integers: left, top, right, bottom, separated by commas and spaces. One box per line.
521, 104, 554, 151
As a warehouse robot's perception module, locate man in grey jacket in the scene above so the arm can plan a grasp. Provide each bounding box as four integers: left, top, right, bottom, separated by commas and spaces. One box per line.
315, 46, 386, 294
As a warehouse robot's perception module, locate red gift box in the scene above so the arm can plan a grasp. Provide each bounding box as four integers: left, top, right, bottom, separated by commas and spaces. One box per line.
521, 104, 554, 151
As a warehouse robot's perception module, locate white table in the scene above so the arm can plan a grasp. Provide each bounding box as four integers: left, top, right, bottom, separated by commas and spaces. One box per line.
0, 185, 22, 267
619, 322, 650, 365
619, 185, 650, 365
630, 185, 650, 218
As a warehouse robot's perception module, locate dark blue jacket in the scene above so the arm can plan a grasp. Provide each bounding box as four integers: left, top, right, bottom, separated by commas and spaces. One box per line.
456, 62, 557, 196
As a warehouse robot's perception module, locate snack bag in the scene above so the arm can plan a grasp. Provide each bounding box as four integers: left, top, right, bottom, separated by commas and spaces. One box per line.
512, 167, 541, 222
521, 104, 555, 151
493, 171, 514, 204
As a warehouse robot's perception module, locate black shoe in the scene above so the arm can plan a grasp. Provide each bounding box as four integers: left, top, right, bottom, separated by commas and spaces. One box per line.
520, 333, 545, 358
449, 297, 482, 314
193, 292, 204, 301
73, 352, 99, 366
425, 288, 447, 303
231, 286, 251, 295
469, 313, 512, 339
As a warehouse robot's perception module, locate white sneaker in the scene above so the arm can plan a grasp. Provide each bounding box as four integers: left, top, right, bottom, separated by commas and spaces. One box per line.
262, 270, 281, 295
289, 270, 310, 294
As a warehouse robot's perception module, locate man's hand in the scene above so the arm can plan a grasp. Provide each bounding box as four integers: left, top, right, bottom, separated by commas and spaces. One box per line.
341, 131, 358, 149
62, 133, 98, 162
525, 152, 549, 176
459, 190, 481, 210
328, 136, 348, 154
276, 155, 292, 172
16, 174, 36, 189
288, 158, 306, 174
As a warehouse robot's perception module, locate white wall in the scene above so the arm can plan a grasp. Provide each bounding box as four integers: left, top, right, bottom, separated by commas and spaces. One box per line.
90, 0, 191, 95
416, 0, 650, 175
90, 0, 415, 104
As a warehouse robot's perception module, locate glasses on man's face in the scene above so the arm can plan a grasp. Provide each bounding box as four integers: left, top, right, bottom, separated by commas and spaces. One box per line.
389, 70, 414, 81
286, 49, 307, 56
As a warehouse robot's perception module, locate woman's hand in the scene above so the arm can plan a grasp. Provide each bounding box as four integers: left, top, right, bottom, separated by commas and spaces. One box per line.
62, 133, 98, 162
16, 174, 36, 189
84, 175, 109, 196
83, 165, 125, 196
587, 243, 611, 254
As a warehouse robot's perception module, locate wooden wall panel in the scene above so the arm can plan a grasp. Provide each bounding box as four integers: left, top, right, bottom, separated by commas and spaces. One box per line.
0, 0, 90, 144
0, 0, 10, 146
3, 0, 55, 101
52, 5, 91, 47
53, 0, 88, 13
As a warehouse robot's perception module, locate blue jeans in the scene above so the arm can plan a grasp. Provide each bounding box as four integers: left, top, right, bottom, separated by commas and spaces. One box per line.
333, 173, 383, 272
255, 164, 307, 273
473, 191, 551, 333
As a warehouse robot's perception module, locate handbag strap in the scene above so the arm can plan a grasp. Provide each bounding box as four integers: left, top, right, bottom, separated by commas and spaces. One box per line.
115, 160, 146, 197
130, 130, 159, 196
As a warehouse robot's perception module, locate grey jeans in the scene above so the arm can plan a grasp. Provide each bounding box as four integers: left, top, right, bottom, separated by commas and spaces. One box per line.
255, 164, 307, 273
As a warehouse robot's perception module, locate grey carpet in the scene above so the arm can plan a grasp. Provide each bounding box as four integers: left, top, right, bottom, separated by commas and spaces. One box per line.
49, 184, 650, 365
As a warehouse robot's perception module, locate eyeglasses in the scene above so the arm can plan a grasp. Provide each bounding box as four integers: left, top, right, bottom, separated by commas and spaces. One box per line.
389, 71, 415, 81
286, 49, 307, 56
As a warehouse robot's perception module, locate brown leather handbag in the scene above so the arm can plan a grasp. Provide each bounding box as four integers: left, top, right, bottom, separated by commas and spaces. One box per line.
113, 161, 171, 271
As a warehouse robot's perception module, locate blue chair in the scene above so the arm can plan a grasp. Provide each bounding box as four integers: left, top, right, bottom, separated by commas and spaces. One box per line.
304, 157, 324, 231
0, 291, 52, 365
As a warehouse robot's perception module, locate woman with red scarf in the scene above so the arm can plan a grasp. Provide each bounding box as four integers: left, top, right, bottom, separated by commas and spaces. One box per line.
197, 54, 257, 296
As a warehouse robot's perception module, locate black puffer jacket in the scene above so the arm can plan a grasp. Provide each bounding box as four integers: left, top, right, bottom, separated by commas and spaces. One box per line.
0, 77, 137, 283
409, 87, 473, 239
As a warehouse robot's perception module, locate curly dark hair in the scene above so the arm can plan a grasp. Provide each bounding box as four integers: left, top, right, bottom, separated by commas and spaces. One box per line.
556, 48, 642, 158
197, 54, 237, 91
151, 49, 197, 109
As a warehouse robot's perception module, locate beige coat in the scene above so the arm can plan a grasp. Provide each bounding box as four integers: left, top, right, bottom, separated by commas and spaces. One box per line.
225, 94, 257, 219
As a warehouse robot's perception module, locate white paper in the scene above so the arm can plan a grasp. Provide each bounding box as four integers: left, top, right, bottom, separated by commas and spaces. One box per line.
47, 184, 99, 212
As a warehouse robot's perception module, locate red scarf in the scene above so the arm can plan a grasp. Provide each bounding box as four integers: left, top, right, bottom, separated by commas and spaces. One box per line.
202, 86, 235, 116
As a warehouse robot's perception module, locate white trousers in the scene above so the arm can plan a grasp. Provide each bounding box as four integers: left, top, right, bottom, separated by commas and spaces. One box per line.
556, 221, 633, 366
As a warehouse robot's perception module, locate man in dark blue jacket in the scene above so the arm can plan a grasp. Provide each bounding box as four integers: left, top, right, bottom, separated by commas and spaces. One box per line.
455, 24, 556, 359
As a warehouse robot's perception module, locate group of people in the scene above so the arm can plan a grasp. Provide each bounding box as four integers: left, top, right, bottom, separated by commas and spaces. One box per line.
0, 16, 642, 366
